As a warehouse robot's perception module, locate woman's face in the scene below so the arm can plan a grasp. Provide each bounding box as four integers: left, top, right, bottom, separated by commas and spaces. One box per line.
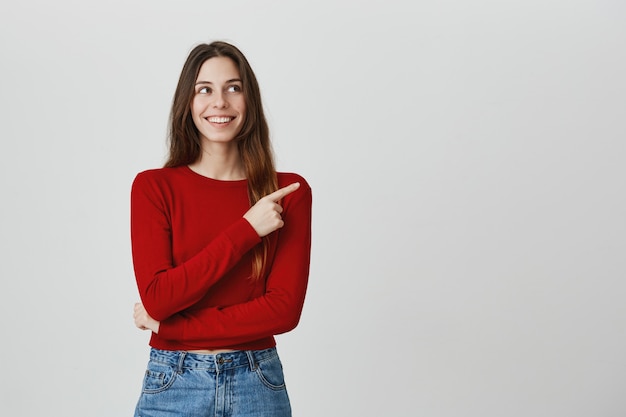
191, 57, 246, 146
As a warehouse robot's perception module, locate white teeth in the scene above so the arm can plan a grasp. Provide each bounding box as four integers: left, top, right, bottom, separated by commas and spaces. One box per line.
207, 116, 233, 123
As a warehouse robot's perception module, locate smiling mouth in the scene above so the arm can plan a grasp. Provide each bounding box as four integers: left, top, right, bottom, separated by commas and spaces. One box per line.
207, 116, 235, 124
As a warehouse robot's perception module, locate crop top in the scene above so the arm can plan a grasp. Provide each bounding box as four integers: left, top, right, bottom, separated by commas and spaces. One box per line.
130, 165, 312, 351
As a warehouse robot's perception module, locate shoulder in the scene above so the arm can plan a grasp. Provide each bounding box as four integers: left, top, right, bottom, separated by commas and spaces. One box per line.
277, 172, 312, 211
131, 167, 190, 199
133, 166, 186, 187
277, 172, 311, 191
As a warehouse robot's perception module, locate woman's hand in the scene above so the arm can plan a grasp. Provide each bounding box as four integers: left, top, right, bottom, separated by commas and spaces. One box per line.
243, 182, 300, 237
134, 302, 160, 334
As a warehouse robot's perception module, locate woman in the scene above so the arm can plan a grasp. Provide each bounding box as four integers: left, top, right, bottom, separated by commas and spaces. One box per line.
131, 41, 312, 417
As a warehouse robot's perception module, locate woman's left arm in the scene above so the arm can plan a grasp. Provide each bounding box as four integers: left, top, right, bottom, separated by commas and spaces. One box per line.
156, 182, 312, 347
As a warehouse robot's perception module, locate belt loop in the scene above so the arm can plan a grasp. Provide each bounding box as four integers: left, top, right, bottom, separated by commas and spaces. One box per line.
245, 350, 257, 371
176, 351, 186, 374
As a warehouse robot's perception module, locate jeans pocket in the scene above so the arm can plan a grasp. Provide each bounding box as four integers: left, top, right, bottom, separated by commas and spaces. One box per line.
142, 360, 177, 394
254, 354, 286, 391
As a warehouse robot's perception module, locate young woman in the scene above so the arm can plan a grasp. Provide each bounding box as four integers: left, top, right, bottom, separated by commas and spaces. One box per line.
131, 41, 312, 417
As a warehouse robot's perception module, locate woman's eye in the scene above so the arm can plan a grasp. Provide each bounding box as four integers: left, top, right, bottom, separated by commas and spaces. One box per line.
198, 87, 211, 94
227, 85, 242, 93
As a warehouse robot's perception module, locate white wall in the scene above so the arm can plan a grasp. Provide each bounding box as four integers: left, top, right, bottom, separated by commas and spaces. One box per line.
1, 1, 625, 416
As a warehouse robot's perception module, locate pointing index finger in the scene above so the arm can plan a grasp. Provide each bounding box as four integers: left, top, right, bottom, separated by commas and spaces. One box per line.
266, 182, 300, 202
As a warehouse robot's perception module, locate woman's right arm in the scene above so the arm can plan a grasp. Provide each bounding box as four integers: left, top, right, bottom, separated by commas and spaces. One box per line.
130, 172, 261, 321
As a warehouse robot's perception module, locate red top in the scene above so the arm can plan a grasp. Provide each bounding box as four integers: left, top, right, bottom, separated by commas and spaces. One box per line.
130, 166, 312, 351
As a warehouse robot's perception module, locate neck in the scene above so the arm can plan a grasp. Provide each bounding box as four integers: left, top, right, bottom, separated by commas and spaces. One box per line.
189, 142, 246, 180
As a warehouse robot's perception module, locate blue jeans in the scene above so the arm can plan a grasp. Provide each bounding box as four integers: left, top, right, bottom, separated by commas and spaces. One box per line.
134, 348, 292, 417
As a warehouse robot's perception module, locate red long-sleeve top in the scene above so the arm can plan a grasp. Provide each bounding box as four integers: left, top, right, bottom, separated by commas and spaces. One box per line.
130, 166, 312, 351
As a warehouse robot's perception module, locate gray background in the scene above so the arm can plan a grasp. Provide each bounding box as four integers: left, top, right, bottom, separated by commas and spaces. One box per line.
1, 0, 625, 416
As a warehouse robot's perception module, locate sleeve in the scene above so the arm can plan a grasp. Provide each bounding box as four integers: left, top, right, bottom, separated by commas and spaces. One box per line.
156, 181, 312, 347
131, 172, 261, 321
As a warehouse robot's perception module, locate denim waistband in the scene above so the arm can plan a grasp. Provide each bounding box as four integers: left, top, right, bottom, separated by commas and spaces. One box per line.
148, 347, 277, 372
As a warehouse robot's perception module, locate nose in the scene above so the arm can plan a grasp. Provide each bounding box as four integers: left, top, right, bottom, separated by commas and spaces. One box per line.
212, 91, 228, 109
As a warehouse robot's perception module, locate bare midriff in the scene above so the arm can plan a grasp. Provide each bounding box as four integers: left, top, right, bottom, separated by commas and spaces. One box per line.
187, 349, 236, 354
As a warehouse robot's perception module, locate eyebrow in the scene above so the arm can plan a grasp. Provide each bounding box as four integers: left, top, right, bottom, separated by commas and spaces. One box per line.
195, 78, 242, 86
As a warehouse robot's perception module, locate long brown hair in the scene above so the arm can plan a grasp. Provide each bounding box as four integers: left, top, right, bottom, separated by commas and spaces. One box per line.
165, 41, 278, 279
